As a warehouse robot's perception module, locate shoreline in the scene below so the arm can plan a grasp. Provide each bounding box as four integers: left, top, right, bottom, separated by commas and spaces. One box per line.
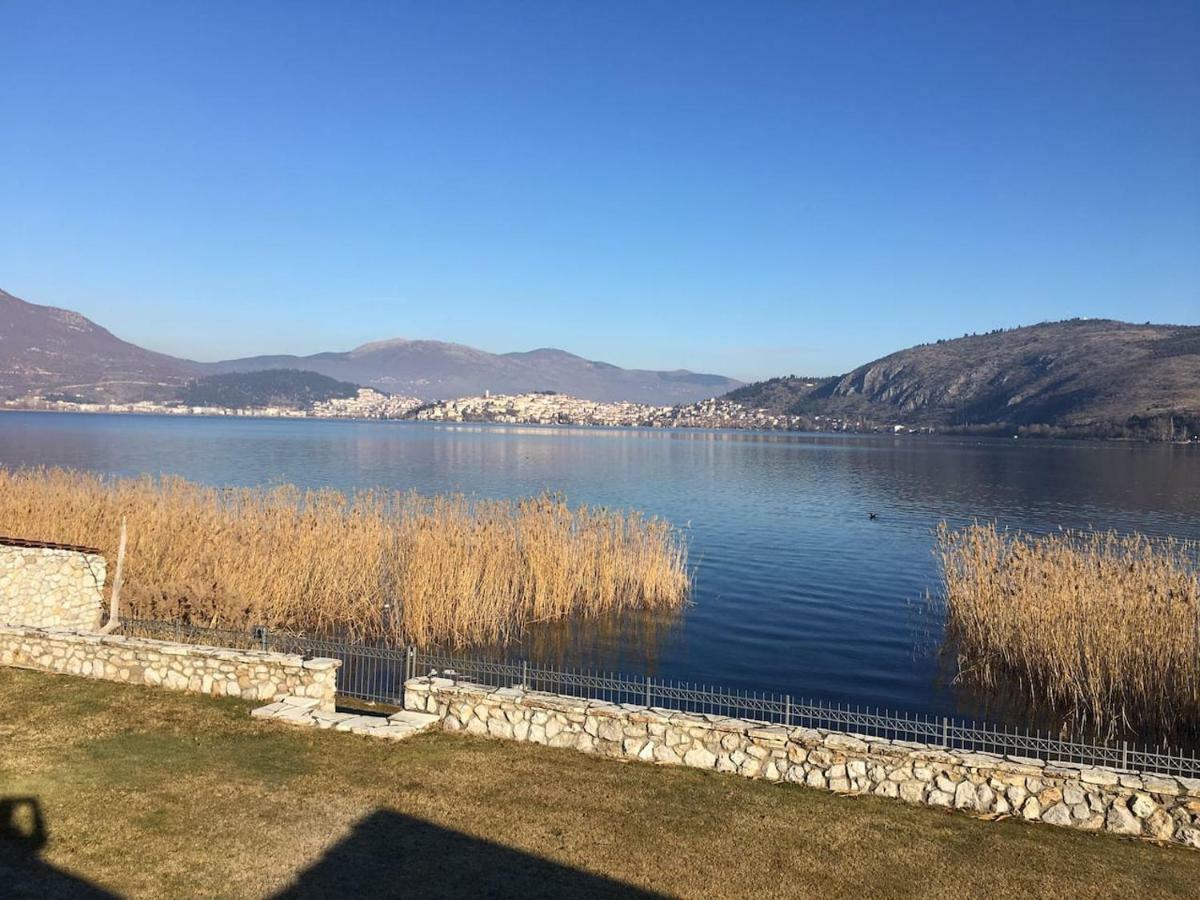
1, 404, 1196, 445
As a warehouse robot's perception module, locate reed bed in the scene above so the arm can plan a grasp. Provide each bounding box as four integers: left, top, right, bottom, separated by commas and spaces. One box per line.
936, 522, 1200, 736
0, 468, 690, 647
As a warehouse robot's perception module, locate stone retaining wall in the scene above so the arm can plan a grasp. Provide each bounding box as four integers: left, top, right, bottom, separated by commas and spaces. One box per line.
405, 676, 1200, 850
0, 625, 340, 710
0, 541, 105, 630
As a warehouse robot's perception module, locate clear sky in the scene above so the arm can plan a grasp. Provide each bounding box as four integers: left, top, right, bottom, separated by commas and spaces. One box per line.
2, 2, 1197, 381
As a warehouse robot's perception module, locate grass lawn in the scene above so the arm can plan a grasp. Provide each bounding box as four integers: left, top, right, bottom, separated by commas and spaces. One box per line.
2, 669, 1199, 898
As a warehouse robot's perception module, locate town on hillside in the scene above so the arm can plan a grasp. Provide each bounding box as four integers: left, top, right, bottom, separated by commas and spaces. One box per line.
1, 388, 905, 433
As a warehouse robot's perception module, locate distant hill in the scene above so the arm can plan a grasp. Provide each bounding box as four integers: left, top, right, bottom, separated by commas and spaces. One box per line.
726, 320, 1200, 438
0, 288, 741, 405
723, 375, 835, 410
177, 370, 360, 409
206, 340, 741, 404
0, 289, 196, 401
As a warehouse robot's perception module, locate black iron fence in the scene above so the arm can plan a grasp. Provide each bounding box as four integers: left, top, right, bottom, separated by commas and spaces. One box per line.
121, 618, 1200, 779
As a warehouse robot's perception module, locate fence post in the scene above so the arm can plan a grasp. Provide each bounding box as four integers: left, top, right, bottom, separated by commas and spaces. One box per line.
1122, 740, 1129, 770
785, 695, 792, 727
645, 676, 652, 708
942, 716, 950, 748
522, 659, 529, 690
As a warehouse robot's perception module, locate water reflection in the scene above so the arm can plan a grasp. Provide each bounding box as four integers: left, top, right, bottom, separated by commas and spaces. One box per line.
467, 605, 685, 674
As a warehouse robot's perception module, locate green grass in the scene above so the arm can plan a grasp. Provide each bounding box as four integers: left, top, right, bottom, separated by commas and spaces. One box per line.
2, 669, 1200, 898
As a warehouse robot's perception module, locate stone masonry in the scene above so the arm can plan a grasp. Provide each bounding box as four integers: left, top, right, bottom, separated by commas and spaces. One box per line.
0, 624, 340, 710
252, 695, 440, 740
0, 539, 343, 710
406, 676, 1200, 850
0, 540, 106, 630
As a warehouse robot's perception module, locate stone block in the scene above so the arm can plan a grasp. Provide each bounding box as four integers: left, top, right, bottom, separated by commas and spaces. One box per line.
279, 696, 321, 711
953, 781, 977, 810
683, 746, 717, 769
824, 733, 868, 753
927, 790, 953, 807
1042, 803, 1074, 827
1080, 768, 1121, 787
1142, 775, 1181, 796
1106, 802, 1141, 835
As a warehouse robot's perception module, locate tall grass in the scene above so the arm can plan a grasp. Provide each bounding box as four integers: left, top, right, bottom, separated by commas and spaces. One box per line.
936, 522, 1200, 736
0, 468, 690, 647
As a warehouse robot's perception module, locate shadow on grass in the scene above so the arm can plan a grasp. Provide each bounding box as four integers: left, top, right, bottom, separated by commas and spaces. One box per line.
0, 797, 117, 899
273, 808, 666, 899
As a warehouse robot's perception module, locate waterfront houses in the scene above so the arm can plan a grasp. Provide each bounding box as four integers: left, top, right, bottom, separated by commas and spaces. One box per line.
2, 388, 423, 421
2, 390, 906, 433
309, 388, 423, 419
411, 392, 891, 432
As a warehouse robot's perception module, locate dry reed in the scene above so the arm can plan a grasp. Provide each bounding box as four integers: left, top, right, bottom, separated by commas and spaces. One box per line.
0, 467, 690, 647
936, 522, 1200, 736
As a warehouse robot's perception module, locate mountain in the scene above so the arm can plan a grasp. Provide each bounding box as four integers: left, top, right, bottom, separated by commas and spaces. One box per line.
205, 340, 741, 404
0, 289, 197, 402
0, 289, 741, 404
728, 320, 1200, 437
6, 288, 1196, 430
178, 370, 360, 409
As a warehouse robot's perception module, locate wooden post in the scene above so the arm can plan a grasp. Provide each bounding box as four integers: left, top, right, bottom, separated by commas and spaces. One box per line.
99, 518, 126, 634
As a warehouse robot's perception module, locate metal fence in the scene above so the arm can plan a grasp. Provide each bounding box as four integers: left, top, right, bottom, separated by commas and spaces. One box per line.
122, 618, 1200, 779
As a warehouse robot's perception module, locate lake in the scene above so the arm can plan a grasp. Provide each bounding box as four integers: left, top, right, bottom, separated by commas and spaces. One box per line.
2, 410, 1198, 722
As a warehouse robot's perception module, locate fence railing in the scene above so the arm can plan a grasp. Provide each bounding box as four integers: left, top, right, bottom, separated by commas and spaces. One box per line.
121, 618, 1200, 779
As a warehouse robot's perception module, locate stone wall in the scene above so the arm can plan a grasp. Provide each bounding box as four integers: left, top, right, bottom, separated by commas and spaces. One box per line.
0, 625, 340, 710
405, 676, 1200, 850
0, 540, 106, 630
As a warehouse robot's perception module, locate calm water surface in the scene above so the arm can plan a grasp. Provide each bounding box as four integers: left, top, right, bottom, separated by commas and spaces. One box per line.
3, 411, 1198, 721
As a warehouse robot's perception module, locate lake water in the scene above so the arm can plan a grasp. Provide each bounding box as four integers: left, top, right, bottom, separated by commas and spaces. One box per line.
2, 410, 1198, 722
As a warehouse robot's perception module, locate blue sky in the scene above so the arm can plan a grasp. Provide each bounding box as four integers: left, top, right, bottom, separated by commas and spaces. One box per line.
2, 2, 1197, 381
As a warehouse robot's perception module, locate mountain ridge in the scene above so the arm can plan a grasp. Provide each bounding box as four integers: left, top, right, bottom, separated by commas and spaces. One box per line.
7, 287, 1197, 431
0, 288, 200, 401
727, 319, 1200, 437
0, 289, 742, 404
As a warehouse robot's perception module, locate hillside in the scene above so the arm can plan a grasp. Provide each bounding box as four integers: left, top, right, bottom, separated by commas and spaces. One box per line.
206, 340, 741, 404
723, 375, 835, 410
0, 289, 196, 401
0, 289, 741, 405
727, 320, 1200, 437
177, 369, 360, 409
